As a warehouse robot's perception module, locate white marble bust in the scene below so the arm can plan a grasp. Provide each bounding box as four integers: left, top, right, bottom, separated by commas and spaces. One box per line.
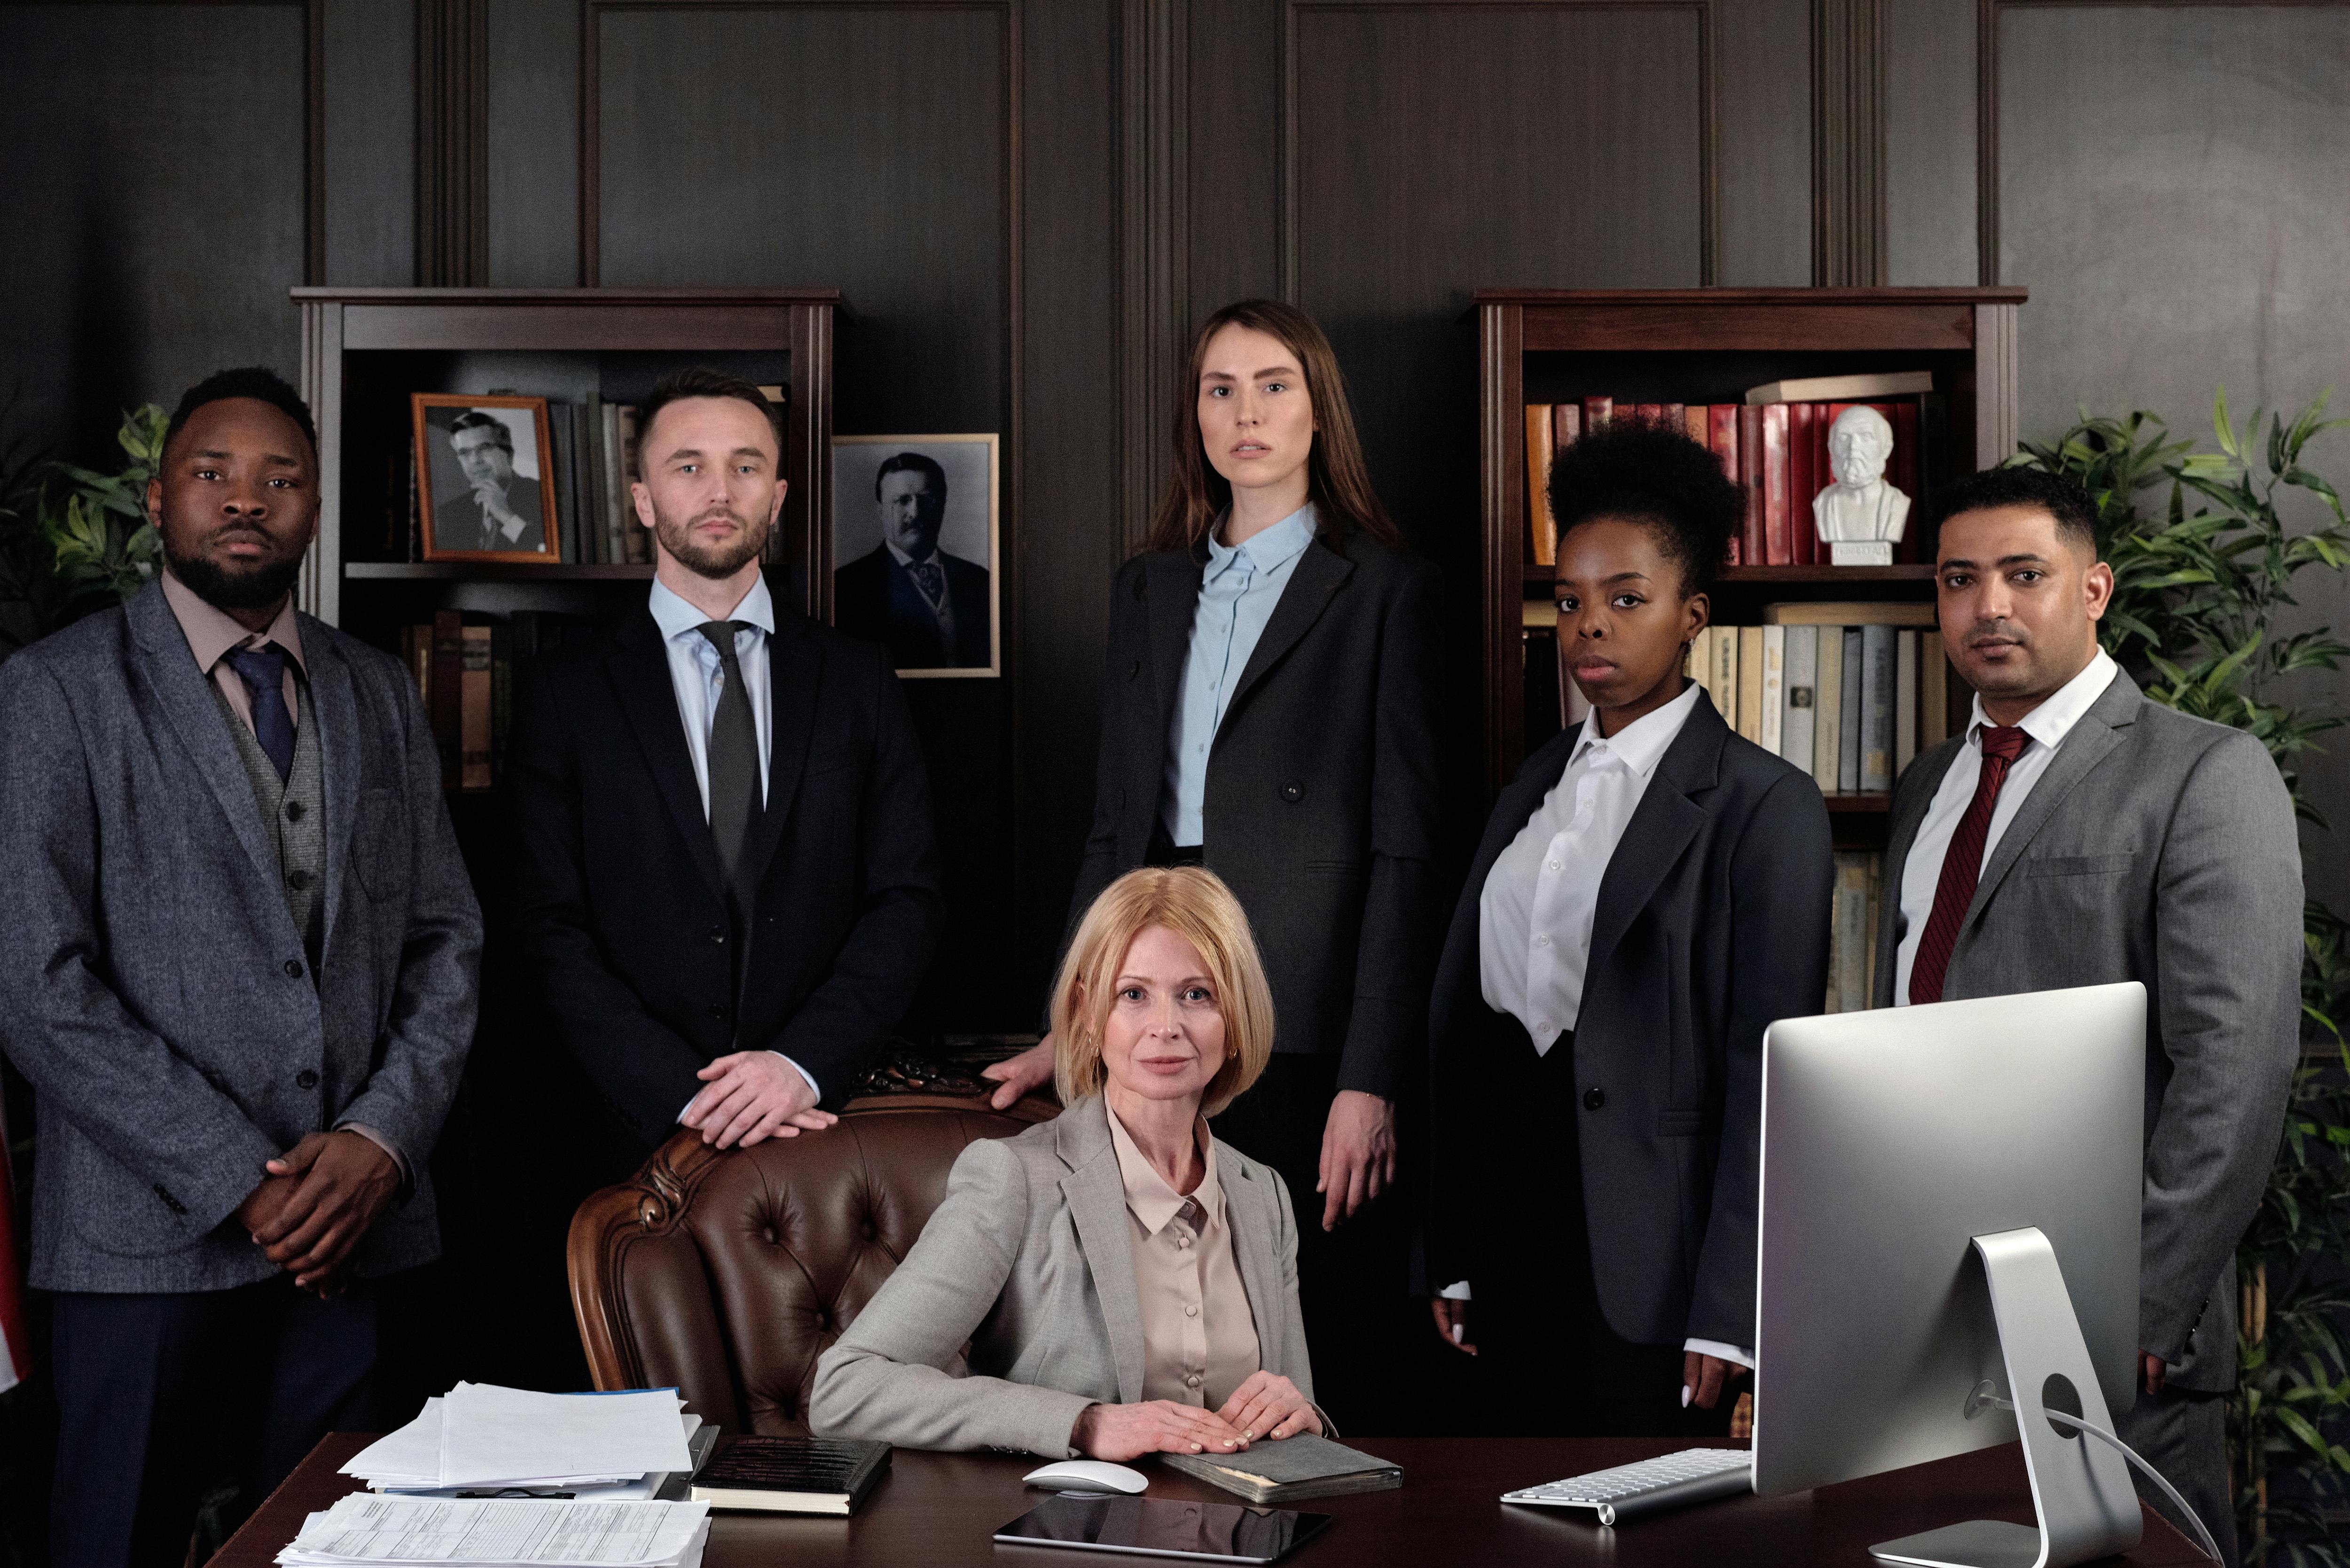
1812, 405, 1911, 565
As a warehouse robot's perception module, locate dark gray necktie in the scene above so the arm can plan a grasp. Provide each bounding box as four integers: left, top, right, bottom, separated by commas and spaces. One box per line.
694, 621, 763, 912
223, 643, 295, 782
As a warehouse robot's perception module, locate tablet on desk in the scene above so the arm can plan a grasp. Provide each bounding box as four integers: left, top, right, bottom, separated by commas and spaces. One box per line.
993, 1495, 1333, 1562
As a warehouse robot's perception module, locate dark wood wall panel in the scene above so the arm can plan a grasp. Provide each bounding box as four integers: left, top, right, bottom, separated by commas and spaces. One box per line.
1882, 0, 1974, 285
0, 5, 309, 466
488, 0, 581, 286
324, 0, 419, 285
1710, 0, 1811, 289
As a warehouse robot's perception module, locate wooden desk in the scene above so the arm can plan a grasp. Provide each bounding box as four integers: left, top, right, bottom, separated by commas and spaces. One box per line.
219, 1434, 2204, 1567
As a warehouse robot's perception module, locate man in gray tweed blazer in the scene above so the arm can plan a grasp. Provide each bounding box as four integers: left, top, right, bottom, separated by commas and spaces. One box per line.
1875, 467, 2300, 1567
0, 368, 480, 1568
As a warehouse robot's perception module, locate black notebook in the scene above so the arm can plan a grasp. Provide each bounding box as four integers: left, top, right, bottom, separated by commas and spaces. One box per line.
1159, 1434, 1402, 1504
686, 1434, 892, 1514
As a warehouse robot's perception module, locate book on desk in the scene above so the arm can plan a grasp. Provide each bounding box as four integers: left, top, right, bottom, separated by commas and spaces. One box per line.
1157, 1434, 1401, 1505
687, 1434, 892, 1514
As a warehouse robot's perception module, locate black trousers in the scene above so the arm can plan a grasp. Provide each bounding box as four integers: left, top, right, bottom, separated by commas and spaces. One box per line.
49, 1273, 394, 1568
1462, 1011, 1732, 1440
2117, 1383, 2236, 1567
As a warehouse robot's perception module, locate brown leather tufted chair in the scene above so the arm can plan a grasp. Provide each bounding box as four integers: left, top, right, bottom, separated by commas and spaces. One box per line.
568, 1092, 1058, 1434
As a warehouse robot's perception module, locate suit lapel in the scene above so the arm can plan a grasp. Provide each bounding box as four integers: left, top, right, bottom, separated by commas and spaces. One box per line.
1962, 673, 2143, 925
1222, 538, 1352, 721
125, 583, 277, 887
1877, 739, 1963, 1005
605, 611, 726, 901
1145, 549, 1204, 738
1216, 1144, 1287, 1372
1058, 1100, 1147, 1404
1430, 725, 1584, 1024
1584, 694, 1724, 976
303, 621, 361, 954
737, 611, 820, 889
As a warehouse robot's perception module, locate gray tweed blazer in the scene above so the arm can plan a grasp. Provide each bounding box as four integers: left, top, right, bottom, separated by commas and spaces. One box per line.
810, 1095, 1314, 1457
0, 580, 481, 1292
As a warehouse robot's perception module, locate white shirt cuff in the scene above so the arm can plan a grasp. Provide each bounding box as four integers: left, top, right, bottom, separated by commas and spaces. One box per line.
335, 1122, 410, 1186
677, 1052, 822, 1122
1440, 1281, 1471, 1300
1684, 1337, 1752, 1369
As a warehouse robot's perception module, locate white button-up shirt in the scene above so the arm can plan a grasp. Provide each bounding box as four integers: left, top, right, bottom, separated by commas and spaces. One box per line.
1891, 648, 2120, 1004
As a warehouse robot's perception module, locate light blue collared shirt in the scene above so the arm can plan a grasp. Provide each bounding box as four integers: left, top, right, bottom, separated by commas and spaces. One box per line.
649, 573, 776, 812
1160, 505, 1316, 847
647, 574, 820, 1107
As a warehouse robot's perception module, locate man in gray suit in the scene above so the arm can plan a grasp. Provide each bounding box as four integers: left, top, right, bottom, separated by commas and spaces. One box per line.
1875, 466, 2299, 1565
0, 367, 481, 1567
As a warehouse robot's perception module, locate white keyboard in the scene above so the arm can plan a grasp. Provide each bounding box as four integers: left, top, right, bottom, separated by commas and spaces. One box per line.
1501, 1447, 1753, 1526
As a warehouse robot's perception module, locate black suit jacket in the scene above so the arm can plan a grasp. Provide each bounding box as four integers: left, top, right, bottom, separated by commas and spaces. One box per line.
1426, 690, 1832, 1347
434, 477, 545, 554
834, 545, 991, 668
1062, 531, 1444, 1100
508, 596, 944, 1175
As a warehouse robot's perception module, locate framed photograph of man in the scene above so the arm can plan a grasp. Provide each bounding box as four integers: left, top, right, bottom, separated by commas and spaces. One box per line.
411, 394, 562, 563
831, 433, 1001, 677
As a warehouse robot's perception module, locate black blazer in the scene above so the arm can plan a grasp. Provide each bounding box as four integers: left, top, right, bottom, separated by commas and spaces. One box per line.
1064, 530, 1444, 1100
834, 545, 991, 669
508, 598, 944, 1171
1426, 690, 1832, 1347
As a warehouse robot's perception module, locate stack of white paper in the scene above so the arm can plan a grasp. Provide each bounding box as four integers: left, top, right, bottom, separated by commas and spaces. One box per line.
344, 1386, 700, 1498
277, 1496, 709, 1568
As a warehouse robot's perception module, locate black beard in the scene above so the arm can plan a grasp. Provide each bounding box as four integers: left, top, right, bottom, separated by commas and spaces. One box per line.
165, 542, 303, 611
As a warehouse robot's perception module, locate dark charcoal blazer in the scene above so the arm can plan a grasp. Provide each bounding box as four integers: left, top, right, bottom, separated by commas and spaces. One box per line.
1064, 531, 1445, 1100
1426, 690, 1833, 1348
0, 581, 482, 1293
1874, 671, 2301, 1392
507, 596, 944, 1176
834, 545, 991, 669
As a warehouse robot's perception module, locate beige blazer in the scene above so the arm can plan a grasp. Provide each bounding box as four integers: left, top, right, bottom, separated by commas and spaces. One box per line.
809, 1095, 1315, 1457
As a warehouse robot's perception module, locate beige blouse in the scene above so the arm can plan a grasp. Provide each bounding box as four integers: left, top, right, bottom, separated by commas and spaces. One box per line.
1105, 1106, 1262, 1411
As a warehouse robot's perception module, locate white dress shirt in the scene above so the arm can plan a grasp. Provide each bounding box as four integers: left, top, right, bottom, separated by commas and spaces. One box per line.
1891, 648, 2120, 1004
647, 575, 819, 1107
1451, 680, 1745, 1369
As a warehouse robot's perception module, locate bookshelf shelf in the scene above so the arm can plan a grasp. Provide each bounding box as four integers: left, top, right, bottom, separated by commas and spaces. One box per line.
345, 562, 656, 583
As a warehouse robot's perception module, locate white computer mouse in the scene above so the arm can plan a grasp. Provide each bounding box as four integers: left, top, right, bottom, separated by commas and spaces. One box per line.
1023, 1459, 1150, 1495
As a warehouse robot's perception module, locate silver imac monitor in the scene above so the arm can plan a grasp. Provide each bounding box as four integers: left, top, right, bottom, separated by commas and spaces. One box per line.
1753, 982, 2149, 1568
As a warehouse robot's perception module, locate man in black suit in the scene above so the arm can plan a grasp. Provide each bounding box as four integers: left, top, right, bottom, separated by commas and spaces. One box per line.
433, 410, 545, 554
834, 452, 990, 668
509, 367, 943, 1186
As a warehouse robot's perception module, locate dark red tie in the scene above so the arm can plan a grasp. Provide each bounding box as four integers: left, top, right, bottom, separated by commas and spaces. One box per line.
1907, 725, 2030, 1006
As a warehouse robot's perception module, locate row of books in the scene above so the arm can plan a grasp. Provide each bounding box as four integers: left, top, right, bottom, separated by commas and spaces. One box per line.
1523, 371, 1938, 569
1687, 603, 1949, 795
396, 612, 590, 789
1828, 850, 1884, 1014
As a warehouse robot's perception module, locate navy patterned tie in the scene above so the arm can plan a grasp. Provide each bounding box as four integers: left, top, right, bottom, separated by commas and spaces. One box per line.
224, 643, 295, 782
908, 557, 946, 609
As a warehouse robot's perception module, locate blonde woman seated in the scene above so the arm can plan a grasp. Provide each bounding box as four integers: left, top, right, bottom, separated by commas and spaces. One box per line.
810, 866, 1321, 1460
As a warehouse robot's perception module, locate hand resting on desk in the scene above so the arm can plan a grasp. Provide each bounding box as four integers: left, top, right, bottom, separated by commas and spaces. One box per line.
1072, 1373, 1320, 1462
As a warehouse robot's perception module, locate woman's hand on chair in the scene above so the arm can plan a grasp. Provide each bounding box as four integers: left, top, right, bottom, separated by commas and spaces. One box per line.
983, 1038, 1057, 1110
1072, 1400, 1252, 1461
1215, 1372, 1322, 1443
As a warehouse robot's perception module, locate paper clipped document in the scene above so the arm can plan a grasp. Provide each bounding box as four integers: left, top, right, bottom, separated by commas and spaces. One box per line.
278, 1496, 708, 1567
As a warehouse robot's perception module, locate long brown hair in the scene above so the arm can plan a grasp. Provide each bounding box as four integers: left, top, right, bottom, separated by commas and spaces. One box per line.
1145, 299, 1403, 554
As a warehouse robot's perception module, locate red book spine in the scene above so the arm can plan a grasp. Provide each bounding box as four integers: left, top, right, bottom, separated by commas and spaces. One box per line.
1582, 396, 1613, 431
1813, 401, 1833, 533
1553, 401, 1581, 449
1891, 400, 1920, 561
1708, 406, 1741, 565
1789, 403, 1817, 565
1762, 404, 1791, 565
1635, 403, 1662, 426
1738, 405, 1767, 569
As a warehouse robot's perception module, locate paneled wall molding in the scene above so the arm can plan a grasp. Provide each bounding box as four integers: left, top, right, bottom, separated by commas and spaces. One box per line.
416, 0, 490, 285
1811, 0, 1885, 285
1118, 0, 1189, 551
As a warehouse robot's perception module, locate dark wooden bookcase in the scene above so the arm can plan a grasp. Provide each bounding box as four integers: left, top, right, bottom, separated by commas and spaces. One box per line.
291, 288, 838, 639
1477, 287, 2027, 843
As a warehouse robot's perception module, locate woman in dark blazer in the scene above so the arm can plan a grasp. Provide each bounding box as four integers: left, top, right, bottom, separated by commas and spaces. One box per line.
1426, 418, 1832, 1436
983, 299, 1444, 1429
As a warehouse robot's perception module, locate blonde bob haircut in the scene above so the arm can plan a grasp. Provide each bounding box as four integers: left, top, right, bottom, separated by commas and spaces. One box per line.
1050, 866, 1276, 1117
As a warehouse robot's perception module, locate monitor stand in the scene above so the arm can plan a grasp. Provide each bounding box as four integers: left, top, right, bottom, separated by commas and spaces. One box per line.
1870, 1228, 2143, 1568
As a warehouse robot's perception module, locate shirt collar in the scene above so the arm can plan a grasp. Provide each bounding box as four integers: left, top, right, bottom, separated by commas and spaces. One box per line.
649, 571, 775, 647
1105, 1103, 1224, 1238
1966, 647, 2118, 754
1205, 504, 1316, 582
160, 568, 305, 676
884, 538, 939, 571
1568, 676, 1704, 777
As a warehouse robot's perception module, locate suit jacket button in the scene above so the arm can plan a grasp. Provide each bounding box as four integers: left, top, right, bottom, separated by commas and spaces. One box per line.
1582, 1086, 1605, 1110
297, 1069, 319, 1090
710, 927, 728, 944
283, 800, 305, 822
287, 869, 313, 891
283, 959, 304, 978
1280, 782, 1304, 802
708, 1005, 728, 1021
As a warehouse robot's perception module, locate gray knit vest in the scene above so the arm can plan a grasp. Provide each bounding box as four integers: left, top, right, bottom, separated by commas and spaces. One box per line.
213, 675, 328, 975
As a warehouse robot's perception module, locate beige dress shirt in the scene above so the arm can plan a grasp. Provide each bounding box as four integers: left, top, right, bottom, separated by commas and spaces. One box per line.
1105, 1105, 1261, 1411
158, 569, 406, 1183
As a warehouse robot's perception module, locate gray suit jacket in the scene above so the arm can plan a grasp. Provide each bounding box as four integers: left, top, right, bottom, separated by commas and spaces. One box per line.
0, 581, 482, 1292
809, 1096, 1314, 1457
1874, 670, 2300, 1390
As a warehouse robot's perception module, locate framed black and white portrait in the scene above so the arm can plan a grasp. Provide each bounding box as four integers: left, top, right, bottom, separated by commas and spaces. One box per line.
831, 433, 1000, 678
412, 394, 562, 563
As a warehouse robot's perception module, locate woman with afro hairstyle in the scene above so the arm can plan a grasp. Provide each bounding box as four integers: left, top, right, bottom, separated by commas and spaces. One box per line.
1423, 415, 1832, 1436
